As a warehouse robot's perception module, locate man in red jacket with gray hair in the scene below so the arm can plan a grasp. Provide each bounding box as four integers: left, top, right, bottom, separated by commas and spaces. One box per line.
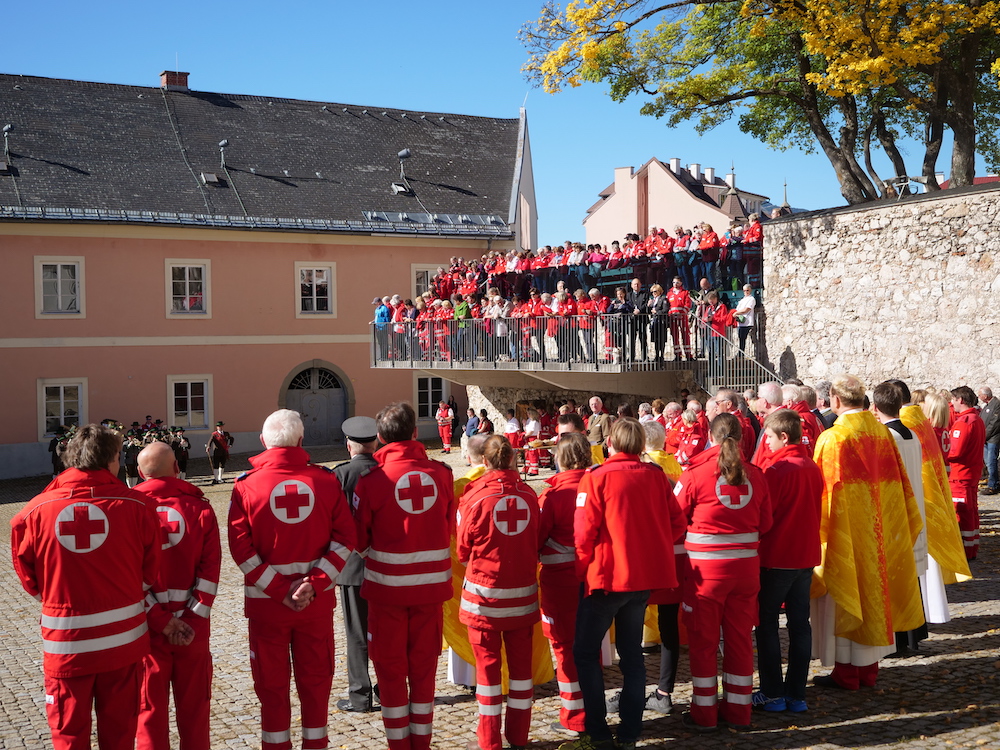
136, 441, 221, 750
228, 409, 356, 750
354, 402, 456, 750
564, 418, 685, 750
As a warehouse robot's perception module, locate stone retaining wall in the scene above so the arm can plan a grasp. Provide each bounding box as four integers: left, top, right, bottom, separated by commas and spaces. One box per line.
762, 183, 1000, 391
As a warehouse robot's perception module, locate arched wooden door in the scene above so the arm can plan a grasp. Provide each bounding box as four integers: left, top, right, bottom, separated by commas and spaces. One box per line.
284, 367, 346, 446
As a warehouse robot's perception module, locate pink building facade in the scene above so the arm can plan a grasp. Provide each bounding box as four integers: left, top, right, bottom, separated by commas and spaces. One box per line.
0, 72, 535, 478
583, 158, 768, 245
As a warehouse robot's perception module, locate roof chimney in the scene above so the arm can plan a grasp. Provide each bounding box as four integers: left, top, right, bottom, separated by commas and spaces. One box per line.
160, 71, 189, 92
704, 167, 715, 184
669, 157, 681, 174
689, 163, 701, 180
725, 172, 736, 188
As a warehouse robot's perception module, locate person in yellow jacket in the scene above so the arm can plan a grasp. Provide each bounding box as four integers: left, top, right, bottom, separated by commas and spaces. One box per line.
811, 375, 924, 691
641, 421, 682, 483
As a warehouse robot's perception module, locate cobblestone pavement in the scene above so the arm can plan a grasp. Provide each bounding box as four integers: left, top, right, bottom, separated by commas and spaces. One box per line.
1, 444, 998, 749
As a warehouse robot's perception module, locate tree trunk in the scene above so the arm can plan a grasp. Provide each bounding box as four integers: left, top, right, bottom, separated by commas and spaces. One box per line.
944, 30, 981, 186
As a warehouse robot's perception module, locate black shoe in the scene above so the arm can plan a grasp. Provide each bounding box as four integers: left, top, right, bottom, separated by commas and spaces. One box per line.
812, 674, 851, 690
336, 699, 373, 713
681, 712, 717, 733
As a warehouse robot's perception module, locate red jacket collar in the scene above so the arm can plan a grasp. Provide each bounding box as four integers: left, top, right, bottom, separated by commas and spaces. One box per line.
687, 444, 721, 470
139, 475, 206, 501
249, 445, 311, 469
46, 467, 122, 491
769, 443, 811, 463
375, 440, 431, 465
545, 468, 587, 489
602, 452, 642, 466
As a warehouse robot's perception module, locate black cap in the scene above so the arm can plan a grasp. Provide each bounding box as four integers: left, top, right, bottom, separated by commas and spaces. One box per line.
342, 416, 377, 443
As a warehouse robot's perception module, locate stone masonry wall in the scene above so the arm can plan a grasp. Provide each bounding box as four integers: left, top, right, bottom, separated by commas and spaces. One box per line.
762, 184, 1000, 391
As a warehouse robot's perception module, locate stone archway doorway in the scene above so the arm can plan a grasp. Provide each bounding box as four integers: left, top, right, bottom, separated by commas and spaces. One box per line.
284, 367, 348, 446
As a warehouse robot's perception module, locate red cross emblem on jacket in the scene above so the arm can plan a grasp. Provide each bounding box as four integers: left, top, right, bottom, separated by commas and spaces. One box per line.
156, 505, 186, 549
493, 495, 531, 535
55, 502, 109, 552
395, 471, 439, 514
715, 477, 753, 509
269, 480, 315, 523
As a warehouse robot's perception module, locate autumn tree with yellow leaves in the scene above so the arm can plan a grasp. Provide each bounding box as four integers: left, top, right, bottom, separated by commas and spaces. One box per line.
520, 0, 1000, 204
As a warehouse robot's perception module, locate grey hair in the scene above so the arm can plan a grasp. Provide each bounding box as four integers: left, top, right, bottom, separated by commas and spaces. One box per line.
261, 409, 304, 448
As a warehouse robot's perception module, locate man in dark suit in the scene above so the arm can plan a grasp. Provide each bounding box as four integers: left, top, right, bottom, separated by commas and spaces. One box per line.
334, 416, 380, 712
625, 277, 650, 362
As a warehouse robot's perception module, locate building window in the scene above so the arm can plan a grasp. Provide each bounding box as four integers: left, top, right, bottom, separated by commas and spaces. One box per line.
416, 376, 444, 419
295, 262, 337, 318
167, 375, 213, 429
411, 264, 441, 301
34, 256, 86, 319
165, 259, 212, 318
37, 378, 88, 439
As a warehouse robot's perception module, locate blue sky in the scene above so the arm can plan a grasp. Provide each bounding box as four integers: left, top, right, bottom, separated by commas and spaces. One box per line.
1, 0, 967, 242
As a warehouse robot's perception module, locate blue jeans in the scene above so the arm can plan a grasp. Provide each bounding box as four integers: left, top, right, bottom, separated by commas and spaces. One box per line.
573, 589, 650, 744
984, 441, 999, 490
755, 568, 813, 701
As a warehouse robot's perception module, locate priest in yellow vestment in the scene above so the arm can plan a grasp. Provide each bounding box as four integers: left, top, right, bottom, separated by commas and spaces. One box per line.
811, 375, 925, 690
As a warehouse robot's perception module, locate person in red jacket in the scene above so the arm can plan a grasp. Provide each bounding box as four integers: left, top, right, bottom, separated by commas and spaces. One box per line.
675, 413, 772, 732
753, 409, 822, 714
948, 386, 986, 559
136, 441, 221, 750
537, 434, 591, 735
228, 409, 357, 750
436, 400, 454, 454
666, 277, 693, 361
566, 418, 685, 750
458, 435, 540, 750
354, 402, 457, 750
675, 409, 707, 469
11, 424, 165, 750
716, 390, 757, 462
782, 384, 823, 455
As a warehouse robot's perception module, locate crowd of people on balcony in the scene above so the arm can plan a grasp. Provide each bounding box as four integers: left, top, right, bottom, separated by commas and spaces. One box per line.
372, 218, 764, 367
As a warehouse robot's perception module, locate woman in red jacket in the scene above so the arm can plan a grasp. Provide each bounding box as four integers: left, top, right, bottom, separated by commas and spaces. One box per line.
458, 436, 540, 750
698, 223, 721, 288
536, 433, 591, 735
676, 413, 772, 732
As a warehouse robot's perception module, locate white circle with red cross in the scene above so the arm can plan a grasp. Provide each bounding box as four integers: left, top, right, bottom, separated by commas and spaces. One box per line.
55, 502, 109, 553
394, 471, 438, 514
156, 506, 186, 550
493, 495, 531, 536
715, 477, 753, 510
269, 480, 315, 524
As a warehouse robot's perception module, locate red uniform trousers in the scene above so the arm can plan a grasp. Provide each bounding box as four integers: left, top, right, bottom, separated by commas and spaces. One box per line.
539, 579, 584, 732
438, 425, 453, 452
669, 315, 691, 358
468, 626, 534, 750
368, 602, 442, 750
950, 478, 980, 559
45, 663, 140, 750
248, 614, 334, 750
524, 447, 541, 475
137, 633, 212, 750
685, 571, 758, 728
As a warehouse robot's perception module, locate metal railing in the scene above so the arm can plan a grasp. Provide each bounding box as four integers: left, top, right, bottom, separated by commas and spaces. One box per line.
371, 312, 780, 392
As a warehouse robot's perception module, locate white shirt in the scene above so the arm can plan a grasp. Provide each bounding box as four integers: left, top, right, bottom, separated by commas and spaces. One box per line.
523, 418, 541, 437
735, 294, 756, 327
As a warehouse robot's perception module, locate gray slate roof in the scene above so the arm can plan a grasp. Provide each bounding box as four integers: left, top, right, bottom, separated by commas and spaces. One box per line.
0, 73, 520, 234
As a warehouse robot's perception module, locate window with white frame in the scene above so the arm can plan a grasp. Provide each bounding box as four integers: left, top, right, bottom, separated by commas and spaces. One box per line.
295, 262, 337, 318
411, 264, 440, 301
165, 259, 211, 317
38, 378, 88, 438
416, 376, 444, 419
34, 256, 86, 318
168, 376, 211, 429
